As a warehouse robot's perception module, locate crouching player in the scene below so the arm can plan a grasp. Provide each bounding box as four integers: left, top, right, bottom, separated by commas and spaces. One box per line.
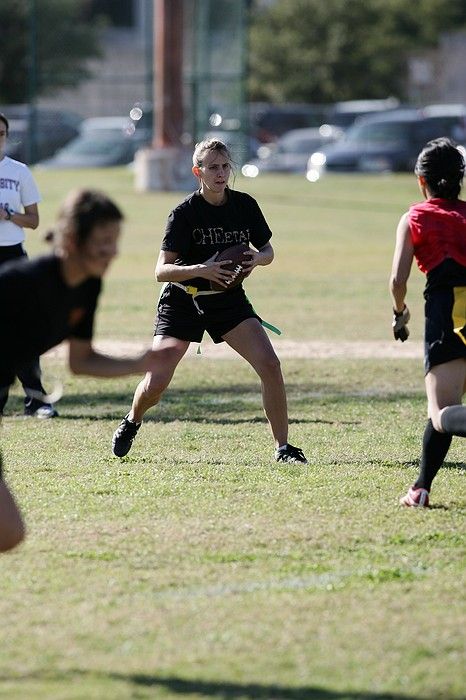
0, 188, 160, 551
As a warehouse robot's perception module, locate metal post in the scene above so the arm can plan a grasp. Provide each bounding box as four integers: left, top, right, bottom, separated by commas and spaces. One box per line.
193, 0, 211, 144
239, 0, 249, 162
27, 0, 38, 164
134, 0, 190, 190
143, 0, 154, 111
154, 0, 183, 148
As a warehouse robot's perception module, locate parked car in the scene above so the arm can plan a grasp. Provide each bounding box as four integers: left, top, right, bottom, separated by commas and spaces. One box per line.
38, 116, 151, 169
249, 102, 330, 143
241, 126, 342, 177
324, 98, 400, 131
306, 105, 466, 180
421, 103, 466, 142
2, 105, 82, 163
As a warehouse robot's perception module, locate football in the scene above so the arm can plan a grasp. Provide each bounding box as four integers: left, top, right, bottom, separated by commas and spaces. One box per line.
210, 243, 250, 291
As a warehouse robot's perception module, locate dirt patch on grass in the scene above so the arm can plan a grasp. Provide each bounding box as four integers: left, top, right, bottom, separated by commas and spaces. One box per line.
45, 338, 422, 360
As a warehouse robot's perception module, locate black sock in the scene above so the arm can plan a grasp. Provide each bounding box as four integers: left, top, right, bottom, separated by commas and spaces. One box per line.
415, 419, 452, 491
440, 405, 466, 437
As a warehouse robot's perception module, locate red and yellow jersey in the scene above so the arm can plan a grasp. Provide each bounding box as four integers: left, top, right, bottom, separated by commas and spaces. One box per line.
409, 198, 466, 274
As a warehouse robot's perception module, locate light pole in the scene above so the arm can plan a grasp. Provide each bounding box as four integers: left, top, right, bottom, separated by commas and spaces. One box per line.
27, 0, 38, 164
134, 0, 189, 191
153, 0, 183, 148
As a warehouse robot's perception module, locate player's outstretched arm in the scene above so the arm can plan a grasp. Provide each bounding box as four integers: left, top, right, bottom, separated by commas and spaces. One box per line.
68, 339, 156, 378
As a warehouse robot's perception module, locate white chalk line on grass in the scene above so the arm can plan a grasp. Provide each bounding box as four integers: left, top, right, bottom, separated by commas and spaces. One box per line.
44, 339, 423, 361
157, 574, 347, 599
151, 566, 426, 600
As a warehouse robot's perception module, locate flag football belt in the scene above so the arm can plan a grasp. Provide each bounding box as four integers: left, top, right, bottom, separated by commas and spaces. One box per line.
167, 281, 223, 315
162, 282, 282, 335
452, 286, 466, 346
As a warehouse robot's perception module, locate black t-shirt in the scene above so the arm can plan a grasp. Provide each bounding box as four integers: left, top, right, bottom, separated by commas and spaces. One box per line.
0, 254, 101, 375
161, 188, 272, 290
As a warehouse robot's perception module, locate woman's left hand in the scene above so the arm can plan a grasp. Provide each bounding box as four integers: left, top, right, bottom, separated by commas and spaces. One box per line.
241, 243, 274, 276
241, 249, 261, 276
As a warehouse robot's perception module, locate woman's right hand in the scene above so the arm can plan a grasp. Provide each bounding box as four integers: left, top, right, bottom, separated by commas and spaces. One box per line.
198, 252, 235, 288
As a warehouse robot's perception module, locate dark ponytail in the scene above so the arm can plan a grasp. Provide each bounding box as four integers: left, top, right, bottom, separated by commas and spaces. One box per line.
415, 137, 465, 200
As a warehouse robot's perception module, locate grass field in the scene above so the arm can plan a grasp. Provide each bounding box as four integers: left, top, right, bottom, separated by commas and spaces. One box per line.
1, 169, 464, 700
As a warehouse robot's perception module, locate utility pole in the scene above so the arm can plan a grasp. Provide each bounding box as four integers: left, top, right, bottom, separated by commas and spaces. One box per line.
27, 0, 38, 164
154, 0, 183, 148
135, 0, 191, 191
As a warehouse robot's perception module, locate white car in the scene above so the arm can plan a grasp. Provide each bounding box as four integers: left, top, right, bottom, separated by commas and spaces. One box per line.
37, 116, 151, 169
242, 126, 342, 177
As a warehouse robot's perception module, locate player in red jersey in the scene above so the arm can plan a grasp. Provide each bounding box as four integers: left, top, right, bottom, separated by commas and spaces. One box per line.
390, 137, 466, 507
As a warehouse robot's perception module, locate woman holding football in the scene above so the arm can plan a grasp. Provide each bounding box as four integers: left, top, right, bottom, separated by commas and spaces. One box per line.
112, 138, 307, 465
0, 188, 162, 552
390, 137, 466, 507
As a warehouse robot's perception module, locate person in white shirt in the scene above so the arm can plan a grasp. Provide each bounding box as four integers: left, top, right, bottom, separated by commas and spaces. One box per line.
0, 111, 57, 418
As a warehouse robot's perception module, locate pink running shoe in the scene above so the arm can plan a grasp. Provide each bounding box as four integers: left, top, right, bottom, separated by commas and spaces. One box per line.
400, 486, 430, 508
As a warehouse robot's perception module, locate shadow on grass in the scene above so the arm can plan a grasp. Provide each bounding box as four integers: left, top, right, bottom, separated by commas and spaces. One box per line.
443, 461, 466, 472
112, 674, 431, 699
397, 459, 465, 474
6, 374, 426, 409
0, 671, 432, 700
38, 412, 360, 427
326, 458, 465, 477
4, 380, 419, 425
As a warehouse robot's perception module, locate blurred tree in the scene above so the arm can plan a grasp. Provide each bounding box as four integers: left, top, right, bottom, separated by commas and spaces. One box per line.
249, 0, 466, 102
0, 0, 102, 104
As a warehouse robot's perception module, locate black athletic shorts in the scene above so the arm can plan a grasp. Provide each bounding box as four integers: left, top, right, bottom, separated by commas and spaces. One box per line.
154, 283, 261, 343
0, 243, 26, 266
424, 286, 466, 372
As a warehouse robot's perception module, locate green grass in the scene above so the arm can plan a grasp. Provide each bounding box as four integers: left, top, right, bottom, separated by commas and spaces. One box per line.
1, 169, 464, 699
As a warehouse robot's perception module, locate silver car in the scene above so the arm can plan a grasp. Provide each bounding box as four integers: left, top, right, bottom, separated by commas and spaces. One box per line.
242, 126, 342, 177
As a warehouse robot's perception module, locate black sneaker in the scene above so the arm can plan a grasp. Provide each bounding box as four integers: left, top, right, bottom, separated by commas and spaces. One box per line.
24, 398, 58, 419
112, 414, 141, 457
275, 443, 308, 464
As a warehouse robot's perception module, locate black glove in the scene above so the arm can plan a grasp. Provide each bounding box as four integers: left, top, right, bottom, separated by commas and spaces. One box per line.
392, 305, 410, 342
